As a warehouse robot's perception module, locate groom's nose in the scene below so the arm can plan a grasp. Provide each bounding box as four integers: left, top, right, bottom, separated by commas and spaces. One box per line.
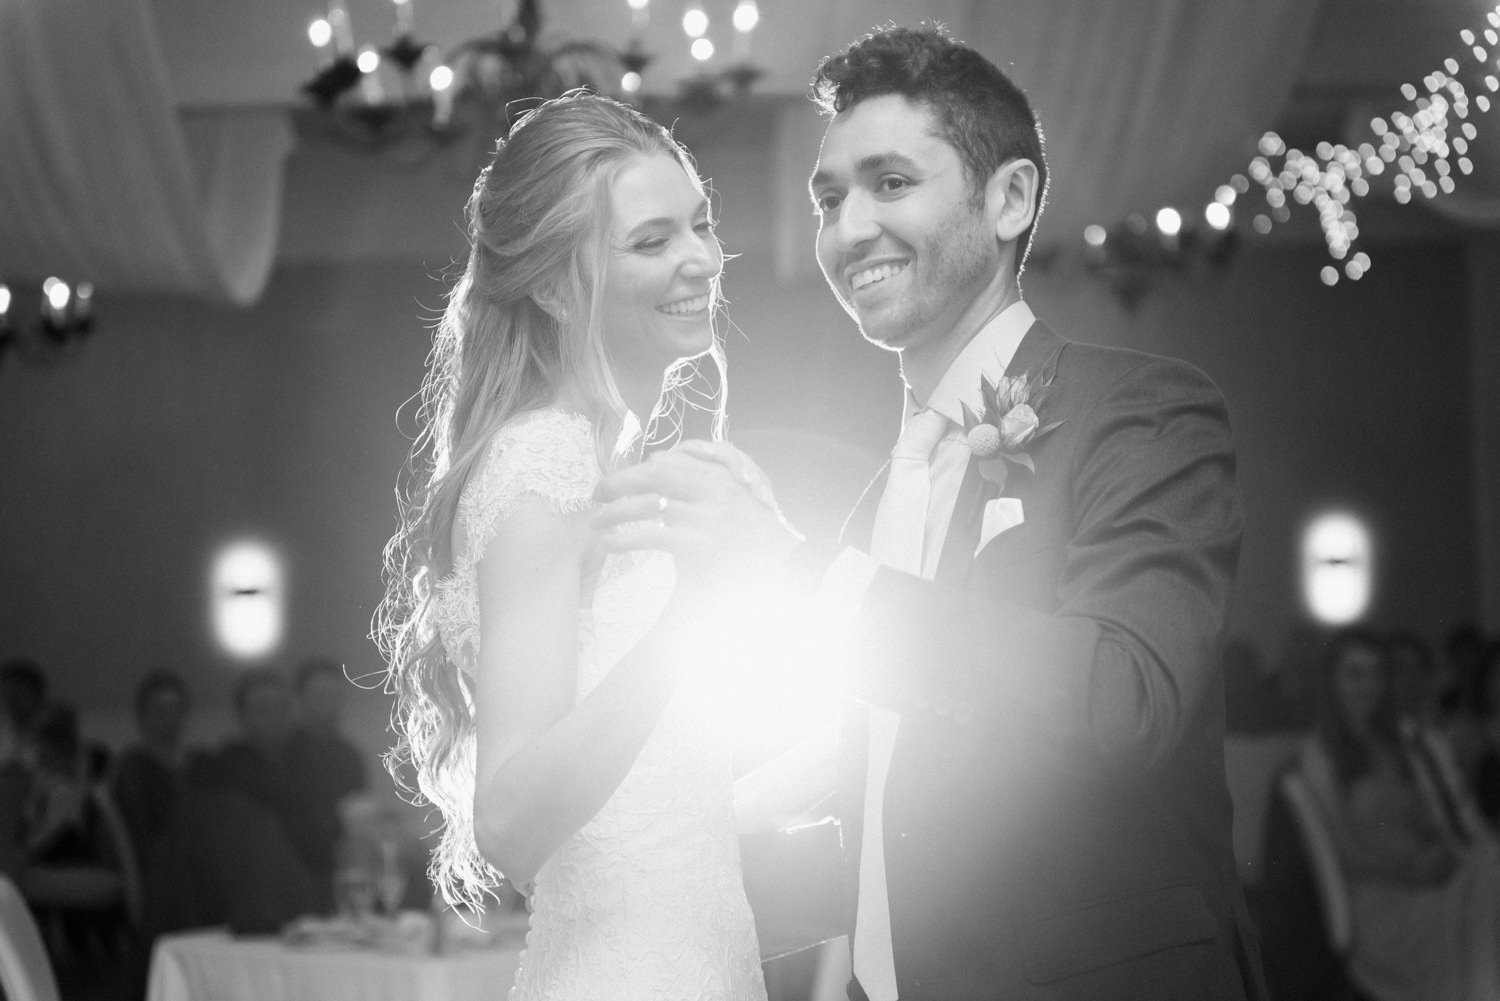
829, 190, 881, 253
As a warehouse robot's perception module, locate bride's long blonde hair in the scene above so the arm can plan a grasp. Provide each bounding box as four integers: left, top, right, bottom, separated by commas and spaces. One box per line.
374, 91, 724, 907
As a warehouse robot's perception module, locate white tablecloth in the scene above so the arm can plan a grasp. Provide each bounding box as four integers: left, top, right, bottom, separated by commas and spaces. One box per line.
146, 929, 522, 1001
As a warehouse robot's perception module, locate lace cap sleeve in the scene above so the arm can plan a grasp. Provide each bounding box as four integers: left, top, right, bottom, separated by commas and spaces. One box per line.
454, 409, 599, 573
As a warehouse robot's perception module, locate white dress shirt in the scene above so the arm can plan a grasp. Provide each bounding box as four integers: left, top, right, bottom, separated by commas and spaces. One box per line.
827, 298, 1035, 590
823, 300, 1035, 1000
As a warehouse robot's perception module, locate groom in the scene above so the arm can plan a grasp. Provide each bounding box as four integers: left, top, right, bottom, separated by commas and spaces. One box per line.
597, 25, 1266, 1001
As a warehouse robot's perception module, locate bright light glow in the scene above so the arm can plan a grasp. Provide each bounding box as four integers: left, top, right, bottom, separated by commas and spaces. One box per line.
357, 46, 381, 73
1301, 511, 1374, 625
682, 4, 708, 37
1155, 207, 1182, 236
44, 277, 70, 311
1083, 224, 1107, 247
308, 18, 332, 48
626, 0, 650, 9
0, 285, 11, 316
1214, 184, 1236, 206
1204, 202, 1232, 230
691, 37, 715, 61
668, 572, 848, 756
429, 64, 454, 91
211, 540, 285, 659
621, 71, 643, 93
733, 0, 759, 33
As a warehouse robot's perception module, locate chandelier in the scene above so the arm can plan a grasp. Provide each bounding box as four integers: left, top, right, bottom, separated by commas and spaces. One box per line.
1079, 202, 1239, 309
0, 278, 95, 369
300, 0, 764, 152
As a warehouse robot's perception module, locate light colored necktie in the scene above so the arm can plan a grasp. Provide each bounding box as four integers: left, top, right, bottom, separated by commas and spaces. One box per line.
856, 407, 948, 1001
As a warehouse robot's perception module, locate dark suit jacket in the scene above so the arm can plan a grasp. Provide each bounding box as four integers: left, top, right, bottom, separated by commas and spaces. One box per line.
823, 321, 1266, 1000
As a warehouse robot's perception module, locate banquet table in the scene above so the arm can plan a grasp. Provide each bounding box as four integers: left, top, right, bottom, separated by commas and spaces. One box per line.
145, 927, 523, 1001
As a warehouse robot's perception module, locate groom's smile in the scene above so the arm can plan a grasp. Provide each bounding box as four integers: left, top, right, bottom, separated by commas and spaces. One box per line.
811, 94, 1002, 366
849, 260, 909, 293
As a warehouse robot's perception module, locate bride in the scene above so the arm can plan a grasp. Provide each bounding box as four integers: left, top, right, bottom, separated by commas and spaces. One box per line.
377, 91, 768, 1000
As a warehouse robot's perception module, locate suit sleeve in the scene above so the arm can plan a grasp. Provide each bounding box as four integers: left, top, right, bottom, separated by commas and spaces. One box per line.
846, 356, 1243, 774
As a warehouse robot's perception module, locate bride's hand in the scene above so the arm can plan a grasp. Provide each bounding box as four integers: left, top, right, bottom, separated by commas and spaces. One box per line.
591, 440, 801, 597
671, 440, 780, 514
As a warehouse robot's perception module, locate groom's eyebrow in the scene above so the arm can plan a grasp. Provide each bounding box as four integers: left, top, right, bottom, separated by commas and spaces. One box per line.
810, 152, 919, 190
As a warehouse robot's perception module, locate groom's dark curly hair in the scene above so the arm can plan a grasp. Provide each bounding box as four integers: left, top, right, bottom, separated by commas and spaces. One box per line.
810, 24, 1049, 265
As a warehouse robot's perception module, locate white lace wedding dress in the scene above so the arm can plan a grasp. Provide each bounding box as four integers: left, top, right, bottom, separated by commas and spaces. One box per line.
435, 407, 768, 1001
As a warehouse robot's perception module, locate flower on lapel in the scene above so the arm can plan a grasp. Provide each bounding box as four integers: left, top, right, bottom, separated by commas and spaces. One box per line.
960, 370, 1064, 491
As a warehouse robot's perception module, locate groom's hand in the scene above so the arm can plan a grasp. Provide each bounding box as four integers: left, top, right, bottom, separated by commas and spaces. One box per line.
592, 441, 801, 594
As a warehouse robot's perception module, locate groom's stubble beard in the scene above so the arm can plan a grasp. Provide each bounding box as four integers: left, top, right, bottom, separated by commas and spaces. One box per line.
839, 195, 997, 358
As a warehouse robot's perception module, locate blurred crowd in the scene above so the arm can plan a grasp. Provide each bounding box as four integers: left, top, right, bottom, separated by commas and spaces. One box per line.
1226, 621, 1500, 1001
0, 654, 421, 971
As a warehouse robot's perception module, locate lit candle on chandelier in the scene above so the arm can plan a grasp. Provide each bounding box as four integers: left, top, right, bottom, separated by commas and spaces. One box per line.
392, 0, 413, 36
731, 0, 758, 60
41, 277, 70, 328
357, 45, 385, 104
326, 2, 355, 56
683, 2, 713, 63
626, 0, 649, 35
308, 17, 334, 69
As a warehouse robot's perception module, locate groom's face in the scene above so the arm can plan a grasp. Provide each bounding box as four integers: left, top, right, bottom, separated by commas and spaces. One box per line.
810, 94, 998, 356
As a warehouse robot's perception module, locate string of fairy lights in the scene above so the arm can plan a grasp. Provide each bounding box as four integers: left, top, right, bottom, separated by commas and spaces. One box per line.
1084, 5, 1500, 290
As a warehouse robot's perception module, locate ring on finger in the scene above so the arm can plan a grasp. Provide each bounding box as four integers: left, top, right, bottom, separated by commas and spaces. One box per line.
657, 494, 670, 522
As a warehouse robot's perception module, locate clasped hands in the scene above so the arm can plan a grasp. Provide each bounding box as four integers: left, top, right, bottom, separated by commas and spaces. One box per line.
592, 440, 802, 603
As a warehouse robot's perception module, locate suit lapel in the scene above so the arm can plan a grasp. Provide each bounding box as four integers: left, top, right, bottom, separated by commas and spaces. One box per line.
934, 457, 989, 586
932, 320, 1063, 584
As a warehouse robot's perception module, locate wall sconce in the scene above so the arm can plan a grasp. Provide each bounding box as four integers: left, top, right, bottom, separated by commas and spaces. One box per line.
211, 540, 286, 660
1300, 510, 1374, 626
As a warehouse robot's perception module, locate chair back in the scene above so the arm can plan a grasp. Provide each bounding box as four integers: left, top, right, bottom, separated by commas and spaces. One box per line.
1278, 769, 1353, 952
0, 875, 63, 1001
91, 785, 144, 927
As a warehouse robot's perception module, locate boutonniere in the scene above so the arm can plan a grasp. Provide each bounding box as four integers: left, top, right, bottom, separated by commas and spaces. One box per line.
960, 370, 1065, 491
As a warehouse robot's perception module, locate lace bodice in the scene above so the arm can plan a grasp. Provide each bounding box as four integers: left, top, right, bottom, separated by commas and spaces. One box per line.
433, 408, 766, 1001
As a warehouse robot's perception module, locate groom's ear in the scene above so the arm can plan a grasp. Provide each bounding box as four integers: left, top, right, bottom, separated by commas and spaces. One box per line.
986, 158, 1040, 245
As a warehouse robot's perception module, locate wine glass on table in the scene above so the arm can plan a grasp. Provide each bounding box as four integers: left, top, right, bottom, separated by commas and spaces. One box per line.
374, 837, 408, 918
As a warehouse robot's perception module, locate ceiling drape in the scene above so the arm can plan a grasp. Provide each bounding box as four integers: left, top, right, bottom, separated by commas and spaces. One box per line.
11, 0, 1498, 304
0, 0, 292, 305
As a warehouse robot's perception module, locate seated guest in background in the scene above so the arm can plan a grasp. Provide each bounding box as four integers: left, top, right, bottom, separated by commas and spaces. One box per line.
287, 657, 366, 807
0, 657, 49, 771
1437, 623, 1490, 776
111, 669, 193, 870
1388, 630, 1440, 729
23, 704, 110, 867
192, 667, 331, 883
1298, 628, 1500, 1001
19, 702, 128, 956
1267, 620, 1323, 729
1224, 635, 1304, 734
286, 657, 368, 888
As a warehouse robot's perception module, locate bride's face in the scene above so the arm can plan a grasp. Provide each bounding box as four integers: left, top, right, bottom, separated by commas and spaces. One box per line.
599, 152, 722, 396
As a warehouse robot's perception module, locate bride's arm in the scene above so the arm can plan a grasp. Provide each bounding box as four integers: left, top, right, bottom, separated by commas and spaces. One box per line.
470, 496, 690, 887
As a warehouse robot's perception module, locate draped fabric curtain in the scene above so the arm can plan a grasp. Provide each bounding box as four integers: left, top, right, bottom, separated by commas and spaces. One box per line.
5, 0, 1496, 302
0, 0, 292, 306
